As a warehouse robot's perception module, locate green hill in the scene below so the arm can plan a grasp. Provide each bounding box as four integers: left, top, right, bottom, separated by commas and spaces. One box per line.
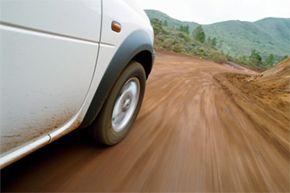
203, 18, 290, 58
145, 10, 199, 32
145, 10, 290, 67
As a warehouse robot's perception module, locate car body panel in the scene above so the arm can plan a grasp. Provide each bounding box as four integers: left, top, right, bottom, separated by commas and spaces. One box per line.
81, 30, 154, 128
101, 0, 153, 46
0, 0, 154, 169
0, 0, 102, 156
0, 0, 102, 42
0, 24, 99, 155
80, 0, 154, 127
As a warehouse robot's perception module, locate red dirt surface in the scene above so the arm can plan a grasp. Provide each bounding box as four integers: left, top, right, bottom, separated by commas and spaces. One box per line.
1, 52, 289, 192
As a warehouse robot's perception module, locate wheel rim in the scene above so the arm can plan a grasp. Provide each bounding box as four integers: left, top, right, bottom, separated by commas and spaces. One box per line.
112, 77, 140, 132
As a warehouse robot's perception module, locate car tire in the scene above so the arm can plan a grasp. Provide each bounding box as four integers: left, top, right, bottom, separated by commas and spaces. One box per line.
91, 61, 146, 145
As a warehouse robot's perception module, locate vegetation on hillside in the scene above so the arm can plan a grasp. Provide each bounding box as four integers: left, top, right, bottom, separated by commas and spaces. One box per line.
146, 10, 290, 69
151, 18, 228, 64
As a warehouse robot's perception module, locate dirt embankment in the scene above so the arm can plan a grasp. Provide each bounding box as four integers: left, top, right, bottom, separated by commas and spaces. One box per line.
215, 58, 290, 159
223, 58, 290, 114
1, 52, 289, 192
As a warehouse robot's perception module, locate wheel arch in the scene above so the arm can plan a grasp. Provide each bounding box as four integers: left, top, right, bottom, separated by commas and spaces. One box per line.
80, 30, 154, 128
132, 50, 154, 78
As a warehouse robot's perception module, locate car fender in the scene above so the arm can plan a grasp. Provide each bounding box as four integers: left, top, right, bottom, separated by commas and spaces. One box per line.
80, 30, 154, 128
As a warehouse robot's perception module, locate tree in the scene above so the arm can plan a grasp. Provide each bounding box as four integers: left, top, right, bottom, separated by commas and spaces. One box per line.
179, 25, 189, 35
249, 49, 262, 66
211, 37, 217, 47
265, 54, 274, 66
206, 37, 217, 47
163, 20, 168, 27
192, 25, 205, 43
150, 19, 163, 36
281, 55, 288, 60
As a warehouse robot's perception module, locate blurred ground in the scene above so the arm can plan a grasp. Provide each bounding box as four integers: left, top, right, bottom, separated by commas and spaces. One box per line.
1, 52, 289, 192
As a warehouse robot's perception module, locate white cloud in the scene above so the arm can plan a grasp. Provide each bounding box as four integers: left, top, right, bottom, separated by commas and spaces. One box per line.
135, 0, 290, 24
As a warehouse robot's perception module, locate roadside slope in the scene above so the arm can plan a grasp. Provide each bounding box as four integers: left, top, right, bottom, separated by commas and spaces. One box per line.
215, 58, 290, 160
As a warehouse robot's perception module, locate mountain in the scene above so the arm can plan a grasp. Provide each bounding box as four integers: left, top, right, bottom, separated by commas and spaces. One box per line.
145, 10, 290, 60
145, 10, 199, 32
203, 18, 290, 58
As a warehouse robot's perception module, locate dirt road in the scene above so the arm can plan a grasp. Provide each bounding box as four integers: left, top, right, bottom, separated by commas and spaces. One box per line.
2, 52, 289, 192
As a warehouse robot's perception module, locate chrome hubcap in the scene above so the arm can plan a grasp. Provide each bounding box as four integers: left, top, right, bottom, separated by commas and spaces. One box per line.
112, 78, 140, 132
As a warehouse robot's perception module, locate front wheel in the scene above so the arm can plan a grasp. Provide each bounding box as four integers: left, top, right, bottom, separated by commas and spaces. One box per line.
91, 61, 146, 145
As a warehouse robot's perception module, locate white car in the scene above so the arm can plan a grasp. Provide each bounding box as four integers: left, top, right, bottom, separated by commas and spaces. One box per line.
0, 0, 154, 169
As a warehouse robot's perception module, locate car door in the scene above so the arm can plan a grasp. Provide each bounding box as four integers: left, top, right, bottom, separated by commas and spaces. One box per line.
0, 0, 102, 154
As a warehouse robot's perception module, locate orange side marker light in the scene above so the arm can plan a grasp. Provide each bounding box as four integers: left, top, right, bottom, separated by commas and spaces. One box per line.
112, 21, 121, 33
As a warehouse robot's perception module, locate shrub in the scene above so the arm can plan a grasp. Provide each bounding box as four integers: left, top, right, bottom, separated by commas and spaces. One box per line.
209, 52, 228, 64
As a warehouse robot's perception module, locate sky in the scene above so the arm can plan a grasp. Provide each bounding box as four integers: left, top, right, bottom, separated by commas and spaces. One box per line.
135, 0, 290, 24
